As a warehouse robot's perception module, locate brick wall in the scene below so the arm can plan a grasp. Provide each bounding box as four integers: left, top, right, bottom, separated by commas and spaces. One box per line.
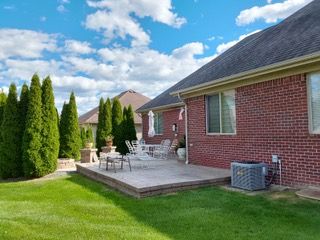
186, 74, 320, 186
142, 108, 185, 144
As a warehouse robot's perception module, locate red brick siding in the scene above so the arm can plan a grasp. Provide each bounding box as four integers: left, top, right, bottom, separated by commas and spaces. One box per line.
142, 108, 185, 144
186, 74, 320, 186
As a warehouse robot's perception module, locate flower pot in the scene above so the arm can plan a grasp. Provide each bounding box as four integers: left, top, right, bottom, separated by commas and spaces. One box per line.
177, 148, 186, 160
85, 142, 93, 149
105, 140, 113, 147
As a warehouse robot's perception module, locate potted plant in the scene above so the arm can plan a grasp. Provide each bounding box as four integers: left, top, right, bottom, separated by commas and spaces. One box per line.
85, 140, 93, 149
105, 134, 114, 147
176, 136, 186, 160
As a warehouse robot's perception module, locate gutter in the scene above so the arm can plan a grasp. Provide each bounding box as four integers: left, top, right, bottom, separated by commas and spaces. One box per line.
171, 51, 320, 96
136, 102, 184, 114
177, 93, 188, 165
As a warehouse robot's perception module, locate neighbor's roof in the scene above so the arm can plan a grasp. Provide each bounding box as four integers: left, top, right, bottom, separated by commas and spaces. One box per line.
79, 90, 150, 125
138, 0, 320, 112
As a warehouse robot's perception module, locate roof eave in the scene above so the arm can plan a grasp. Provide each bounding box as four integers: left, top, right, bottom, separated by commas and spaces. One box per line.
170, 51, 320, 96
136, 102, 184, 113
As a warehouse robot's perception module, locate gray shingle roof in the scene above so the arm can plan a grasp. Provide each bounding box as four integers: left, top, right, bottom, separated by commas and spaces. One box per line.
138, 0, 320, 112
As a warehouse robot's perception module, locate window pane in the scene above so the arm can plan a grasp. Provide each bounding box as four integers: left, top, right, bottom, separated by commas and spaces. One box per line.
310, 73, 320, 133
221, 91, 236, 133
154, 112, 163, 134
208, 94, 220, 133
158, 112, 163, 134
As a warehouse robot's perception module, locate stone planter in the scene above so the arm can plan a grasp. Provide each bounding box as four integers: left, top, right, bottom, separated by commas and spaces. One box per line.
177, 148, 186, 160
57, 158, 75, 169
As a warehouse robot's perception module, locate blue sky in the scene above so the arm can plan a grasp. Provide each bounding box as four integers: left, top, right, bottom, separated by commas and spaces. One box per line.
0, 0, 313, 113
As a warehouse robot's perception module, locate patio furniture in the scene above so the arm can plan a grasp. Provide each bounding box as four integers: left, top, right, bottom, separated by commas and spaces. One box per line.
169, 139, 179, 157
153, 139, 171, 159
138, 143, 162, 158
99, 152, 131, 173
126, 140, 151, 160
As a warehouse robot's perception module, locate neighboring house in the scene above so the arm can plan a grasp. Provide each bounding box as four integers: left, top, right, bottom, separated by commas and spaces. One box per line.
79, 90, 150, 140
137, 0, 320, 186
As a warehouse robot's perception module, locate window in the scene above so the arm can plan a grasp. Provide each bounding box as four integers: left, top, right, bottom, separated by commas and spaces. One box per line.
154, 112, 163, 134
207, 90, 236, 134
308, 73, 320, 134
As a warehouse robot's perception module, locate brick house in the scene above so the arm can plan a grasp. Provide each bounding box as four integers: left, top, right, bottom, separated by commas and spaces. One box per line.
136, 89, 186, 144
137, 0, 320, 186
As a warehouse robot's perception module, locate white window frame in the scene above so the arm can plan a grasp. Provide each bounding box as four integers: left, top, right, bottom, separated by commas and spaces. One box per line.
206, 90, 236, 135
307, 72, 320, 134
154, 112, 164, 135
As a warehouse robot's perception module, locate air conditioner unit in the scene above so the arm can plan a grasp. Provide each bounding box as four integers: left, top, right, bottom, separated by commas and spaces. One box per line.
231, 161, 268, 191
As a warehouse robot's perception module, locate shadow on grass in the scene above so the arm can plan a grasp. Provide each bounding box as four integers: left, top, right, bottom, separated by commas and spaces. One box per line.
67, 174, 320, 240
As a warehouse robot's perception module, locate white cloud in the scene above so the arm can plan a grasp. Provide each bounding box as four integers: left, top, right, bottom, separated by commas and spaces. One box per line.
57, 5, 67, 13
0, 29, 57, 60
85, 10, 150, 46
64, 40, 95, 55
216, 30, 261, 55
3, 59, 64, 81
236, 0, 312, 26
85, 0, 186, 46
172, 42, 205, 59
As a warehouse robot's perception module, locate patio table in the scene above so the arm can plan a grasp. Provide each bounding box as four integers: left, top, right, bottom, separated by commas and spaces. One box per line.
140, 144, 162, 157
99, 152, 131, 172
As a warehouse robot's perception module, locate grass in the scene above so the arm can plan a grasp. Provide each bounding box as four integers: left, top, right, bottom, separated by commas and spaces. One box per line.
0, 174, 319, 240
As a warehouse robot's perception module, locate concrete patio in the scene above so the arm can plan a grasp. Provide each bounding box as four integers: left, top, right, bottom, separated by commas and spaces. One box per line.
76, 159, 231, 198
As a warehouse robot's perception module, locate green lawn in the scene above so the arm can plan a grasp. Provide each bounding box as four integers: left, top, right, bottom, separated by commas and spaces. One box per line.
0, 174, 319, 240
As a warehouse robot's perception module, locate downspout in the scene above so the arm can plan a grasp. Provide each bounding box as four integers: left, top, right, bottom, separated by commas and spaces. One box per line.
137, 113, 143, 140
178, 93, 189, 165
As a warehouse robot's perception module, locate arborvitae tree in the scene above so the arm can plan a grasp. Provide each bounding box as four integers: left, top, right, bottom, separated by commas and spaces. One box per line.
105, 98, 112, 136
112, 97, 123, 152
86, 126, 94, 146
80, 127, 87, 148
59, 92, 81, 160
19, 83, 29, 132
0, 91, 7, 125
0, 91, 7, 155
117, 106, 128, 155
40, 76, 59, 174
0, 84, 22, 178
55, 107, 60, 137
59, 102, 69, 157
126, 105, 137, 141
96, 98, 105, 151
18, 83, 29, 177
22, 74, 43, 177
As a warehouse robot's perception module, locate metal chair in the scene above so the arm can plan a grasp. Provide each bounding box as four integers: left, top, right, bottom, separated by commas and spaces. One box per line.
153, 139, 171, 159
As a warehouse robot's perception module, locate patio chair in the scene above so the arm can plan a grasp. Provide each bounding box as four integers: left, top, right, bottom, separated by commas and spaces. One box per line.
153, 139, 171, 159
169, 139, 178, 157
126, 140, 150, 160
